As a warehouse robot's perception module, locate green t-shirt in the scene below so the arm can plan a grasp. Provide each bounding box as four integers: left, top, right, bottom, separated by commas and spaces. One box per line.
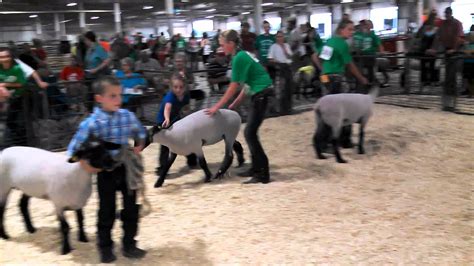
176, 38, 186, 51
231, 50, 273, 95
255, 34, 275, 64
314, 34, 324, 54
320, 36, 352, 75
0, 64, 27, 97
353, 31, 381, 55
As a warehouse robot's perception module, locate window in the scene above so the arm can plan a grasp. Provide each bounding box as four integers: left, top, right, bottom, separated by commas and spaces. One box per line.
370, 7, 398, 35
310, 13, 332, 39
264, 17, 281, 34
193, 19, 214, 37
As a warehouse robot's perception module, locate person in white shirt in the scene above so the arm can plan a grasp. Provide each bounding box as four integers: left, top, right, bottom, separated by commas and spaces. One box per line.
267, 31, 294, 115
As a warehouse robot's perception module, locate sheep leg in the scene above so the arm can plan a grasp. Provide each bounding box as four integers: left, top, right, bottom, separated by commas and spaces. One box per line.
332, 137, 347, 163
198, 155, 213, 183
76, 209, 88, 242
19, 194, 36, 233
314, 127, 327, 160
358, 124, 365, 155
233, 140, 245, 167
154, 152, 177, 188
57, 211, 72, 255
214, 141, 234, 180
0, 198, 10, 240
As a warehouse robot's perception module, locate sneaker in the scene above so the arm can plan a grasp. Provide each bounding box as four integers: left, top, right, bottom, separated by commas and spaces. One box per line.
123, 246, 147, 259
242, 176, 270, 184
100, 249, 117, 263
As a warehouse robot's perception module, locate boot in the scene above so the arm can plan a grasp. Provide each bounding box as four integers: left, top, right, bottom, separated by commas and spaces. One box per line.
100, 248, 117, 263
243, 169, 270, 184
122, 246, 147, 259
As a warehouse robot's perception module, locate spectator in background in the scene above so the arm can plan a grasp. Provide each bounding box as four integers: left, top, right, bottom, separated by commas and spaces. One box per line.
255, 20, 276, 70
135, 50, 161, 89
99, 37, 111, 53
60, 56, 87, 112
211, 29, 222, 53
72, 35, 88, 67
32, 38, 47, 61
268, 30, 294, 115
175, 33, 187, 53
427, 7, 464, 111
7, 41, 19, 58
462, 25, 474, 97
416, 12, 438, 87
19, 43, 40, 70
84, 31, 111, 78
200, 32, 212, 65
110, 33, 132, 69
186, 33, 201, 71
353, 20, 381, 90
114, 57, 147, 113
158, 32, 167, 48
0, 47, 28, 147
367, 20, 390, 88
240, 22, 257, 53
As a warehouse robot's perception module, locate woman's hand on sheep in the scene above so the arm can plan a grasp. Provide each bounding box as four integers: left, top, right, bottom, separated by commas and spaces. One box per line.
79, 160, 102, 174
205, 106, 219, 116
162, 119, 170, 128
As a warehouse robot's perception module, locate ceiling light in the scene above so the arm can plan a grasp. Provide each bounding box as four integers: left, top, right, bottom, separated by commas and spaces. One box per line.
206, 15, 214, 18
90, 16, 100, 20
341, 0, 353, 2
262, 3, 274, 6
126, 15, 138, 19
66, 2, 77, 7
29, 14, 38, 18
206, 8, 216, 12
242, 11, 250, 15
294, 3, 306, 6
143, 6, 153, 10
153, 11, 166, 15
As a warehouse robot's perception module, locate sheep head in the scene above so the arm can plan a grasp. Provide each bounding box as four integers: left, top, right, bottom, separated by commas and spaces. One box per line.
68, 134, 122, 171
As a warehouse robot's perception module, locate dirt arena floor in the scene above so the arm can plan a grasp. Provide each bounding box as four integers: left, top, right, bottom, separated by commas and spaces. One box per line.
1, 104, 473, 264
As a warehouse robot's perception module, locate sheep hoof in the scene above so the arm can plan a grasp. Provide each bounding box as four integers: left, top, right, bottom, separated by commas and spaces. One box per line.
204, 177, 212, 183
0, 232, 10, 240
337, 159, 348, 163
154, 178, 165, 188
61, 245, 72, 255
317, 154, 327, 160
27, 226, 36, 234
358, 150, 365, 155
78, 232, 88, 242
213, 173, 224, 180
237, 159, 245, 168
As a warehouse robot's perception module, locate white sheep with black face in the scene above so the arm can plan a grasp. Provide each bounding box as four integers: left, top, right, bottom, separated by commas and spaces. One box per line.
149, 109, 245, 188
0, 136, 121, 255
313, 88, 378, 163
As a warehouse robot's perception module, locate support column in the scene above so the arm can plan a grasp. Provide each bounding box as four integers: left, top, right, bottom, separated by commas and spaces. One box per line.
54, 13, 61, 39
306, 0, 312, 22
35, 17, 43, 38
254, 0, 262, 35
166, 0, 174, 36
331, 4, 342, 30
114, 2, 122, 34
79, 2, 86, 32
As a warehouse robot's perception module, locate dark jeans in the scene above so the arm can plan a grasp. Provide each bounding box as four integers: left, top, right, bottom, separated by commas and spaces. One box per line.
421, 57, 436, 84
274, 63, 293, 115
4, 96, 29, 147
245, 90, 270, 174
97, 165, 139, 251
158, 144, 197, 169
442, 53, 459, 109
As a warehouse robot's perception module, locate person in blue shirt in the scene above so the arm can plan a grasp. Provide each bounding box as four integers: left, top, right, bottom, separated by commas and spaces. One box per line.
84, 31, 110, 77
155, 72, 198, 176
67, 76, 147, 263
114, 57, 147, 112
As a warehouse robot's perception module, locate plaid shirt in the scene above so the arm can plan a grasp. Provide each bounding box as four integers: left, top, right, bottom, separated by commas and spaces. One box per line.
67, 107, 147, 156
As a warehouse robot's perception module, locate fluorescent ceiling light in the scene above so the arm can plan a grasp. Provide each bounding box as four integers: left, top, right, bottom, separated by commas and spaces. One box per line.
153, 11, 166, 15
206, 15, 214, 18
206, 8, 216, 12
179, 19, 187, 22
143, 6, 153, 9
341, 0, 353, 2
126, 15, 138, 19
262, 3, 274, 6
29, 14, 38, 18
242, 11, 250, 15
294, 3, 306, 6
90, 16, 100, 20
66, 2, 77, 7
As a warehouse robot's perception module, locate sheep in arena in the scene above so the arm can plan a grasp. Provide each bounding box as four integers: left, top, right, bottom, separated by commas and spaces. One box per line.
313, 88, 378, 163
0, 135, 121, 255
148, 109, 245, 188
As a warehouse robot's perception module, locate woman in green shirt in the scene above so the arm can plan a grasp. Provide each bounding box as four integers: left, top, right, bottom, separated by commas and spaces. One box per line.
315, 20, 368, 148
206, 30, 272, 184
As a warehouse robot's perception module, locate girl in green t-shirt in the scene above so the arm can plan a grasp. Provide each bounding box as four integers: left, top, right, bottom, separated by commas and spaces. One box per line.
205, 29, 272, 185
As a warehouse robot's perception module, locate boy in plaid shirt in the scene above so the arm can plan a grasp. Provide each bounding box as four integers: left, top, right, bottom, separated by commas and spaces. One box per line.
67, 76, 147, 263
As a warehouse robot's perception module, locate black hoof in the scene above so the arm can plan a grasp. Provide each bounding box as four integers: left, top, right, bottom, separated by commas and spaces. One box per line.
27, 226, 36, 234
204, 177, 212, 183
154, 177, 165, 188
62, 245, 72, 255
0, 232, 10, 240
358, 150, 365, 155
317, 154, 327, 160
337, 159, 348, 163
237, 158, 245, 167
78, 232, 88, 242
